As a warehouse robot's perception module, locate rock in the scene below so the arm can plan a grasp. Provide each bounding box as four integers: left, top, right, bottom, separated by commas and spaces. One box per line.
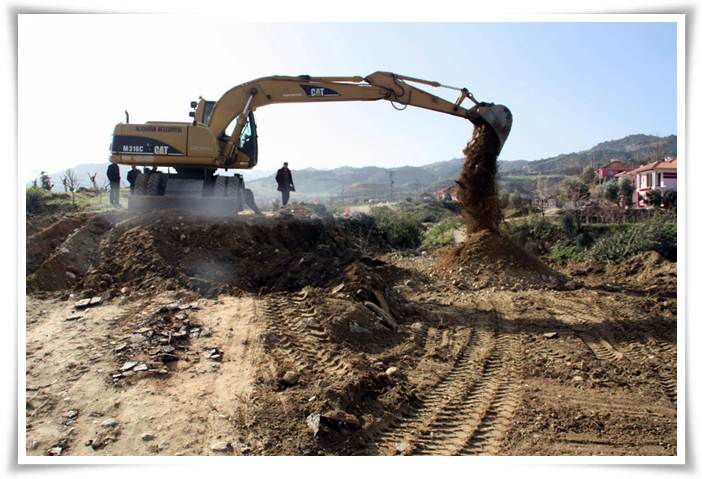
100, 418, 119, 428
89, 296, 103, 306
161, 345, 176, 354
385, 366, 400, 378
64, 410, 79, 419
141, 433, 155, 441
199, 328, 212, 338
48, 446, 63, 456
120, 361, 138, 371
331, 283, 345, 295
306, 413, 321, 435
349, 321, 371, 334
65, 271, 77, 281
572, 375, 584, 383
543, 332, 558, 339
120, 287, 128, 295
113, 343, 128, 352
210, 441, 231, 452
410, 322, 423, 332
64, 314, 82, 321
395, 441, 410, 453
281, 370, 299, 386
133, 363, 149, 372
74, 298, 92, 309
321, 410, 360, 429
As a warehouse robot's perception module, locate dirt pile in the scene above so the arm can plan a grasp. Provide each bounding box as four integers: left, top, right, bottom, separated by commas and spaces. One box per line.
456, 122, 501, 232
26, 213, 91, 274
438, 230, 570, 289
29, 210, 360, 296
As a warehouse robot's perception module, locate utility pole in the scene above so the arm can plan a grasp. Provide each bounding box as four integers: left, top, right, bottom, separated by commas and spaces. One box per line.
388, 170, 394, 202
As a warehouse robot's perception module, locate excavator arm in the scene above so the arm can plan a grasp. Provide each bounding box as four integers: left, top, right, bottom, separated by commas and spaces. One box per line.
194, 71, 512, 167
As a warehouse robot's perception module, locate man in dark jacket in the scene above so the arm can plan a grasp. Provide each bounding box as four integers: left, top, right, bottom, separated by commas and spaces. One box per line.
106, 162, 121, 207
275, 162, 295, 206
126, 166, 140, 193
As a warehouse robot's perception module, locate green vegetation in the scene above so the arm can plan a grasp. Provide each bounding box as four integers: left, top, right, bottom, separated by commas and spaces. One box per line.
26, 187, 122, 216
368, 206, 423, 249
421, 218, 462, 249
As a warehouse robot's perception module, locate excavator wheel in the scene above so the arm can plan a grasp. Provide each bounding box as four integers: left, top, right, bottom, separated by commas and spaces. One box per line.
147, 171, 167, 196
214, 176, 228, 197
134, 170, 152, 196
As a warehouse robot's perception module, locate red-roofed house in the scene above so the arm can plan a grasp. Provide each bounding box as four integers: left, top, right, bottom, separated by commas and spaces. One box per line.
595, 159, 632, 181
617, 157, 677, 208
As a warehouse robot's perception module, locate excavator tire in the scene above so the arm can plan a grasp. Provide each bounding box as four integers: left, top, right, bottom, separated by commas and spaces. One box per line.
134, 171, 151, 196
147, 172, 166, 196
214, 176, 228, 197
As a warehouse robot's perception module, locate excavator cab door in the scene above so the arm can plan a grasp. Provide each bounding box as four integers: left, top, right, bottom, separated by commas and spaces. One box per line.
237, 112, 258, 168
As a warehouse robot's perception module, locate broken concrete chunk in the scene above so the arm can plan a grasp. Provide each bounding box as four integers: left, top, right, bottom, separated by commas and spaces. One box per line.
120, 361, 138, 371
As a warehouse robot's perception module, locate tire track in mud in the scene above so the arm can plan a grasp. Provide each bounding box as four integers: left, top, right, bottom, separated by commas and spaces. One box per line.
263, 294, 353, 378
376, 311, 521, 456
544, 297, 676, 407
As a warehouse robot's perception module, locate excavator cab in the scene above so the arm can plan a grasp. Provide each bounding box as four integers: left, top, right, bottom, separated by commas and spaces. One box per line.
220, 111, 258, 168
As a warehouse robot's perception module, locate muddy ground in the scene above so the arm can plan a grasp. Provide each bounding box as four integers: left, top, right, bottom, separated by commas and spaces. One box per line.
25, 209, 677, 456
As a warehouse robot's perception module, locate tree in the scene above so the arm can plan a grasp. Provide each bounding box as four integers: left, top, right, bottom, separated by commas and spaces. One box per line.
618, 176, 634, 208
498, 191, 510, 210
508, 192, 524, 210
644, 188, 663, 208
597, 179, 619, 204
662, 189, 677, 209
61, 169, 80, 206
560, 177, 590, 208
580, 165, 596, 185
534, 175, 551, 217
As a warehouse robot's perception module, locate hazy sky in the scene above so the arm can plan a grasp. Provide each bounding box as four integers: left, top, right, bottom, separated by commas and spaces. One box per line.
18, 16, 677, 179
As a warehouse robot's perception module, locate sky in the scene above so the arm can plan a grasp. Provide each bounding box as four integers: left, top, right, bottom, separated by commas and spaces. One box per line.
18, 17, 677, 179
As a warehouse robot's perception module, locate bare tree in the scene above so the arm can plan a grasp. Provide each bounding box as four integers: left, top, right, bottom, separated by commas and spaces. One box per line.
62, 169, 80, 206
534, 175, 551, 218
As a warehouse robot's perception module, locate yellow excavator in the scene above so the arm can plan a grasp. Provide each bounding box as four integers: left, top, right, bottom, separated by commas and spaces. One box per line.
110, 71, 512, 213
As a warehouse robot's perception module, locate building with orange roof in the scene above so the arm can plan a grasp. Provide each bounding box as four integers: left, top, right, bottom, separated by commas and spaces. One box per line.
616, 157, 677, 207
595, 159, 633, 182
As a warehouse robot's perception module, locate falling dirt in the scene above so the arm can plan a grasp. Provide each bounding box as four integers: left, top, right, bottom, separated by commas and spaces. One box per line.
25, 208, 677, 456
456, 122, 502, 233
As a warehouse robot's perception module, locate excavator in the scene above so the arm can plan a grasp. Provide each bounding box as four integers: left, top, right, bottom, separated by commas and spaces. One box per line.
109, 71, 512, 214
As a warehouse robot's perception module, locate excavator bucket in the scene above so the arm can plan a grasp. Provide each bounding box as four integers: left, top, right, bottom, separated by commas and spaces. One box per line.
466, 103, 513, 153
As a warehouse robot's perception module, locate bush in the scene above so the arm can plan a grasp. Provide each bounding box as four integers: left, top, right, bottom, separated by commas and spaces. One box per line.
561, 211, 579, 239
26, 187, 50, 214
550, 240, 588, 263
503, 215, 561, 255
368, 206, 423, 249
421, 218, 461, 249
587, 217, 676, 262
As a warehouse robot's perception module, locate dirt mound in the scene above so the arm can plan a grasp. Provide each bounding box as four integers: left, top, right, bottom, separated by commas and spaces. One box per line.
26, 210, 360, 296
438, 230, 569, 289
456, 122, 501, 232
26, 214, 91, 274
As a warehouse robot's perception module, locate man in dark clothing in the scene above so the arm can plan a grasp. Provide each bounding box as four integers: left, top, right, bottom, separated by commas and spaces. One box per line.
106, 162, 121, 207
275, 162, 295, 206
126, 165, 140, 193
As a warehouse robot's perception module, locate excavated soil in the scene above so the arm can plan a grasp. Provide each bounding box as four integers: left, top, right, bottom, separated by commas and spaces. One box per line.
25, 209, 677, 457
457, 122, 502, 232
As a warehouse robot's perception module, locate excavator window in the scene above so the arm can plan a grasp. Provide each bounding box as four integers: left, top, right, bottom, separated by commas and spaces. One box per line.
238, 112, 258, 166
202, 101, 215, 124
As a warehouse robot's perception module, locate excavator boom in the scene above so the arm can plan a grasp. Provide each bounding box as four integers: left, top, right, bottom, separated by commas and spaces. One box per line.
109, 71, 512, 214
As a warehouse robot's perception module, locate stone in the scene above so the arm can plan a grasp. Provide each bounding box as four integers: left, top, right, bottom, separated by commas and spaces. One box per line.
120, 361, 138, 371
89, 296, 103, 306
65, 271, 77, 281
141, 433, 155, 441
199, 328, 212, 338
385, 366, 400, 377
331, 283, 345, 295
410, 322, 423, 332
281, 370, 299, 386
134, 363, 149, 372
74, 298, 92, 309
161, 345, 176, 354
349, 321, 371, 334
120, 287, 128, 295
306, 413, 321, 435
64, 314, 82, 321
572, 375, 584, 383
321, 409, 360, 429
64, 410, 79, 419
100, 418, 119, 428
113, 343, 128, 352
543, 332, 558, 339
210, 441, 231, 452
48, 446, 63, 456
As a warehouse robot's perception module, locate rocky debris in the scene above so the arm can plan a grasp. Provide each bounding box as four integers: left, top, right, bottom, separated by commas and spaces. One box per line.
63, 409, 79, 419
281, 370, 299, 387
47, 446, 63, 456
74, 296, 103, 309
120, 361, 138, 372
64, 314, 82, 321
385, 366, 400, 378
205, 347, 223, 361
100, 418, 119, 428
543, 332, 559, 339
141, 433, 155, 441
321, 410, 360, 429
210, 441, 231, 452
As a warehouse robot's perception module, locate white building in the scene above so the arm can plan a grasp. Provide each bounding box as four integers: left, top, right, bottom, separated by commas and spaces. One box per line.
617, 157, 677, 208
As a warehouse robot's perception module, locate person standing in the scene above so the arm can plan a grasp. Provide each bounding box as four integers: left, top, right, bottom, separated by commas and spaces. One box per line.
126, 165, 140, 193
106, 162, 121, 207
275, 162, 295, 206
